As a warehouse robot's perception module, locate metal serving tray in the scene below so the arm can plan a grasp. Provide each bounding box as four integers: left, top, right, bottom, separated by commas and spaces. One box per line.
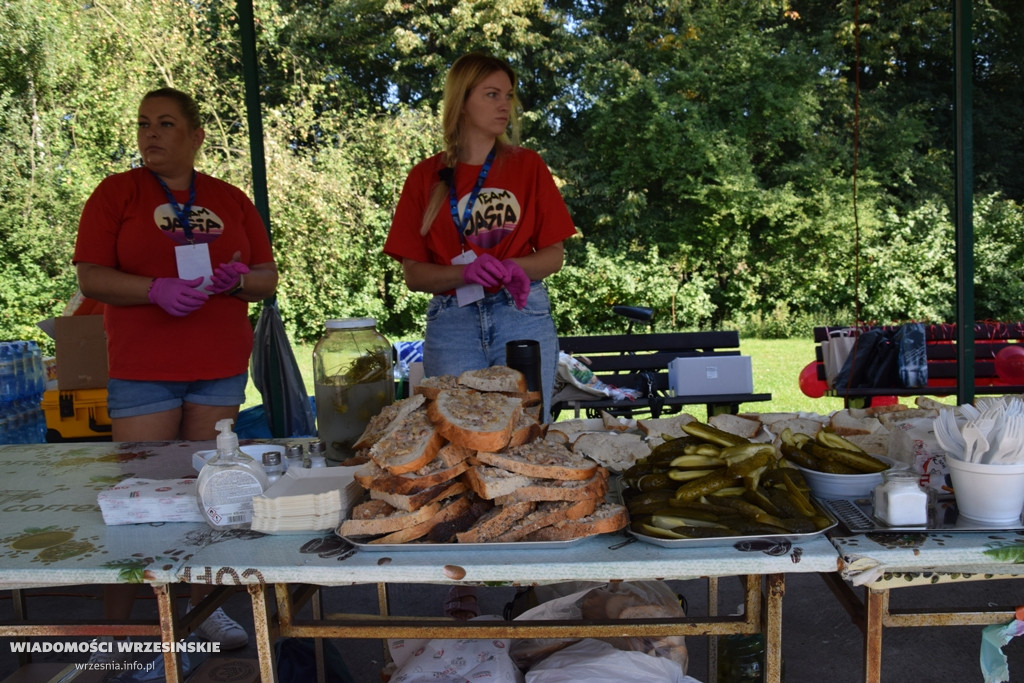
818, 495, 1024, 534
626, 507, 837, 550
618, 476, 838, 549
336, 533, 586, 552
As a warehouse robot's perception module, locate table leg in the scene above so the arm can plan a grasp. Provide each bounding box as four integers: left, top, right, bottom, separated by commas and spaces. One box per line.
764, 574, 785, 683
153, 584, 182, 683
249, 584, 279, 683
863, 588, 885, 683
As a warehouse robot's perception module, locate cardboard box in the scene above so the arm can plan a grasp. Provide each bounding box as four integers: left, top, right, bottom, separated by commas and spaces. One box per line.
668, 355, 754, 396
54, 315, 108, 390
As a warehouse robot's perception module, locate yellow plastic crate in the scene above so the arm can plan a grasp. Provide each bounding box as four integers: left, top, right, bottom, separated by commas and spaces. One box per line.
41, 388, 111, 442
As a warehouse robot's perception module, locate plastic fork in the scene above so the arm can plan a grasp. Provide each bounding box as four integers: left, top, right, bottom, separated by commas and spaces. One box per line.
962, 419, 994, 463
933, 410, 966, 458
986, 416, 1024, 464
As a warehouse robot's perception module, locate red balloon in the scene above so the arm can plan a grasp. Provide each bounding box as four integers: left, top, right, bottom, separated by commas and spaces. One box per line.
798, 361, 827, 398
995, 345, 1024, 384
871, 395, 899, 406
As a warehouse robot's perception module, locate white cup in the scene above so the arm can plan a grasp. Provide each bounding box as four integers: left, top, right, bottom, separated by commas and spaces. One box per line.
947, 457, 1024, 524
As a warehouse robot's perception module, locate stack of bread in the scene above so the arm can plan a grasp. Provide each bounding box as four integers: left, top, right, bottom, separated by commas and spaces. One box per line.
337, 366, 628, 544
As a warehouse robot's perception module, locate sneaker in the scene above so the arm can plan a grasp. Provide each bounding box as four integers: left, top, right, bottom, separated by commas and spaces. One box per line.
192, 606, 248, 650
88, 635, 129, 665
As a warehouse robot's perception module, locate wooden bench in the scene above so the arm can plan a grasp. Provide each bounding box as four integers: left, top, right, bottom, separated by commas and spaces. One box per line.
551, 330, 772, 420
813, 323, 1024, 408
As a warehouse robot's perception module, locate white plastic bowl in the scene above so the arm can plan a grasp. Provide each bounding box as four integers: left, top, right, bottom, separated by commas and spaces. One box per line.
796, 456, 895, 499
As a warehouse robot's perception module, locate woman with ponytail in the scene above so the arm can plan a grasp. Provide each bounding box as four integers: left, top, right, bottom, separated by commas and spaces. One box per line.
385, 53, 576, 420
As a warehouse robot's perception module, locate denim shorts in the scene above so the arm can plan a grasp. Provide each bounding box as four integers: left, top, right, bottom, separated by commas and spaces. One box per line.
107, 372, 249, 419
423, 282, 558, 420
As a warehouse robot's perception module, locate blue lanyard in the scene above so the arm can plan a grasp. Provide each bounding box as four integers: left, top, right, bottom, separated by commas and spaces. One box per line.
448, 146, 495, 246
151, 169, 197, 243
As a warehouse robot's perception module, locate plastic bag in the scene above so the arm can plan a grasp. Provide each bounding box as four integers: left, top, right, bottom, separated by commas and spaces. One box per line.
386, 616, 523, 683
822, 329, 857, 388
555, 352, 642, 401
981, 615, 1024, 683
251, 300, 317, 437
510, 581, 688, 674
524, 638, 688, 683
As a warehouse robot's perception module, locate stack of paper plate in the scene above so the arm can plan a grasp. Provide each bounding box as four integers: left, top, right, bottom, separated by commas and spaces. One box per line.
251, 467, 362, 534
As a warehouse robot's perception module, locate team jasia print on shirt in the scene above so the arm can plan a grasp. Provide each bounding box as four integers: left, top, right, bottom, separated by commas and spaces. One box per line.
455, 187, 521, 250
152, 202, 226, 245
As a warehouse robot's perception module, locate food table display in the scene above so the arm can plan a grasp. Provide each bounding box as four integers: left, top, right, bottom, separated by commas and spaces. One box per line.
0, 440, 843, 683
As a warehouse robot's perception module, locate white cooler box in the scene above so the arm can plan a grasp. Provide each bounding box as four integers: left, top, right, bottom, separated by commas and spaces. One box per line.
668, 355, 753, 396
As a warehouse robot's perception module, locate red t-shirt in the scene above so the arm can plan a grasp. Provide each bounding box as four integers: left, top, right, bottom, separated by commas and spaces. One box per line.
385, 146, 576, 280
74, 167, 274, 381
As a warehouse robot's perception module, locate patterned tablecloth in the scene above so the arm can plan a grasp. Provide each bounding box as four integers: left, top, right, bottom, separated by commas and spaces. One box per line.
0, 441, 842, 591
830, 529, 1024, 587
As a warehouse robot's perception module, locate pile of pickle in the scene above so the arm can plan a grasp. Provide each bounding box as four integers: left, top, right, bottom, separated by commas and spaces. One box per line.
622, 421, 837, 539
776, 427, 890, 474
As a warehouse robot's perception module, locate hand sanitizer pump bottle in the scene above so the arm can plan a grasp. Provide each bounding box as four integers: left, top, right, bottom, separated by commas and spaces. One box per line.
197, 419, 269, 530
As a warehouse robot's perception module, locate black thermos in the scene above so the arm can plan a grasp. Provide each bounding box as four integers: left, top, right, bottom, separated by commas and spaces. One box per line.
505, 339, 542, 392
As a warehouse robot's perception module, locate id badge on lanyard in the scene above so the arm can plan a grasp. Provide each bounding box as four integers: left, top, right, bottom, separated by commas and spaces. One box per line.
154, 169, 213, 287
448, 147, 495, 307
176, 243, 213, 289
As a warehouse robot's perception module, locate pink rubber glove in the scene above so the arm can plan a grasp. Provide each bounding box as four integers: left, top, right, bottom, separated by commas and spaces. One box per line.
462, 253, 508, 288
206, 261, 250, 295
502, 260, 530, 309
148, 277, 208, 316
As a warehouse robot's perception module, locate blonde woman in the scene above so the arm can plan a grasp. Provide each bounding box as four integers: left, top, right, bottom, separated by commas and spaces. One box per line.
385, 53, 576, 419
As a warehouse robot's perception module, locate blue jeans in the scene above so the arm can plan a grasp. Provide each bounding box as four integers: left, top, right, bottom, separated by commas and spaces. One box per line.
423, 282, 558, 421
107, 372, 248, 419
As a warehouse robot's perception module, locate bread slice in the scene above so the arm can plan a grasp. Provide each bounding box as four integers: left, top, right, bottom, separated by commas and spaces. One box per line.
353, 394, 426, 450
522, 501, 628, 541
338, 499, 442, 537
455, 500, 536, 543
369, 408, 445, 475
507, 411, 545, 448
355, 442, 472, 493
368, 494, 477, 544
427, 493, 494, 543
490, 498, 599, 542
545, 418, 606, 445
843, 432, 890, 456
637, 413, 698, 440
414, 374, 458, 400
571, 431, 651, 473
369, 480, 468, 512
457, 365, 528, 393
465, 465, 533, 500
601, 411, 636, 432
427, 387, 523, 451
474, 439, 598, 481
707, 413, 762, 439
829, 410, 884, 436
767, 416, 825, 439
492, 469, 609, 505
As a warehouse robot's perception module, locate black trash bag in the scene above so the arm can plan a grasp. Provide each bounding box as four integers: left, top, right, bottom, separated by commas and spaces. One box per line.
275, 637, 355, 683
897, 322, 928, 387
251, 300, 317, 438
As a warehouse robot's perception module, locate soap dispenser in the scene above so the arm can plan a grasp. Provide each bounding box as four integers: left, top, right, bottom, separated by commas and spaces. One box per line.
197, 418, 270, 530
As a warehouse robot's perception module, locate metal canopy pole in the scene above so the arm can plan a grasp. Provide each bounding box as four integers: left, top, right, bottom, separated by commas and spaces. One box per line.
238, 0, 288, 438
236, 0, 271, 237
953, 0, 975, 406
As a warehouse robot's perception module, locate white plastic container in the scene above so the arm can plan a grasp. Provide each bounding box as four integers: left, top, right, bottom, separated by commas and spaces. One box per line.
197, 419, 270, 529
872, 470, 928, 526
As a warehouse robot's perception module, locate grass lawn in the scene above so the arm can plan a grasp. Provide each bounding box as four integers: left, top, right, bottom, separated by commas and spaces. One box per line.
243, 337, 851, 416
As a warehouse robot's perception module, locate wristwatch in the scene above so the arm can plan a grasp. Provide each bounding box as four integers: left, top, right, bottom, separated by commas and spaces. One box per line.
228, 274, 245, 297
